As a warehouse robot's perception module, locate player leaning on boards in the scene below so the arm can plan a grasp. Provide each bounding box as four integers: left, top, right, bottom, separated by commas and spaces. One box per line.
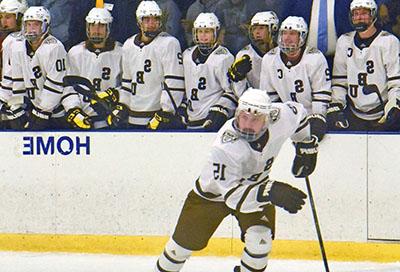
0, 0, 27, 129
107, 0, 185, 130
62, 6, 122, 130
155, 88, 318, 272
327, 0, 400, 131
181, 12, 237, 132
4, 6, 67, 130
227, 11, 279, 97
259, 16, 331, 142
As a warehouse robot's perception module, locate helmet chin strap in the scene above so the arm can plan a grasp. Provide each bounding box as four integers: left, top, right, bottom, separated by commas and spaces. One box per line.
144, 30, 161, 39
352, 16, 377, 33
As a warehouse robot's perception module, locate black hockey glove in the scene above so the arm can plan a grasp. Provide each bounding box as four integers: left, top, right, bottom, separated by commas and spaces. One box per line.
327, 103, 349, 130
148, 110, 186, 130
106, 103, 129, 128
227, 54, 252, 82
203, 105, 229, 132
308, 114, 327, 142
292, 136, 318, 178
260, 180, 307, 214
27, 108, 51, 130
66, 108, 92, 130
378, 99, 400, 131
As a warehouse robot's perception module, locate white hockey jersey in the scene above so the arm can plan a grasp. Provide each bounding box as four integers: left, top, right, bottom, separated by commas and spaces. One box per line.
10, 34, 67, 116
183, 45, 236, 127
0, 31, 23, 120
260, 46, 331, 116
331, 30, 400, 120
63, 41, 123, 127
231, 43, 264, 97
194, 101, 310, 213
120, 32, 185, 125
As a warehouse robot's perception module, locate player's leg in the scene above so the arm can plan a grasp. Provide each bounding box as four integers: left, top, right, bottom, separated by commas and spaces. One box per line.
234, 205, 276, 272
155, 190, 231, 272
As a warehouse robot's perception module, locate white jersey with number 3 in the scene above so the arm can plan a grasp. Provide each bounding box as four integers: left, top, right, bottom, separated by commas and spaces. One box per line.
193, 101, 309, 213
260, 46, 331, 116
331, 30, 400, 120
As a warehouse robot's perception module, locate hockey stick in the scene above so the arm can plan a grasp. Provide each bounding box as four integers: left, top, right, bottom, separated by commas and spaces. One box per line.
63, 75, 113, 116
305, 176, 330, 272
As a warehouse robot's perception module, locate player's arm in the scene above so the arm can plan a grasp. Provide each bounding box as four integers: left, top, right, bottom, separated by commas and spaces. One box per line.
61, 51, 92, 130
327, 35, 349, 129
203, 53, 238, 131
259, 53, 280, 102
309, 53, 332, 141
378, 36, 400, 130
106, 44, 131, 128
284, 102, 318, 178
149, 38, 186, 130
9, 49, 28, 129
37, 45, 67, 113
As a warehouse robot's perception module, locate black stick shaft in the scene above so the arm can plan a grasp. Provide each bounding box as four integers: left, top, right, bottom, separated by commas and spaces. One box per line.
305, 176, 330, 272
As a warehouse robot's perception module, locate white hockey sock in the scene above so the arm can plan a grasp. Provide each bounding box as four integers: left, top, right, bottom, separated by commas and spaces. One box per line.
240, 226, 272, 272
155, 239, 192, 272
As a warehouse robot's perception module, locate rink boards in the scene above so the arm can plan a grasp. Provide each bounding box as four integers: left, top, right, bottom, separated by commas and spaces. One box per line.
0, 131, 399, 261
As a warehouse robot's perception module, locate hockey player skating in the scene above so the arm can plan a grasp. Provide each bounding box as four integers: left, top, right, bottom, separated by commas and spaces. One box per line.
260, 16, 331, 142
62, 7, 122, 129
107, 0, 185, 129
155, 88, 318, 272
228, 11, 279, 97
182, 12, 237, 131
328, 0, 400, 131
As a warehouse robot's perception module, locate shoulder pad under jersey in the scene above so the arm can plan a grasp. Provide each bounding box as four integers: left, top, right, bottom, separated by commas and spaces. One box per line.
305, 47, 320, 54
158, 32, 171, 38
267, 47, 279, 55
43, 36, 58, 44
214, 47, 229, 55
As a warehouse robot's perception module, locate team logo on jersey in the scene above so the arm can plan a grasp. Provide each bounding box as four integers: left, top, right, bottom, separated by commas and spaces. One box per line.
269, 108, 280, 123
222, 130, 239, 143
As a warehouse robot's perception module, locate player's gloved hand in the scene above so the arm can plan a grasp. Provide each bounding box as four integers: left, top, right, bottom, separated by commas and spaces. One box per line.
227, 54, 252, 82
308, 114, 327, 142
378, 98, 400, 130
327, 103, 349, 129
148, 110, 186, 130
96, 87, 119, 105
292, 136, 318, 178
106, 103, 128, 127
66, 108, 92, 130
27, 107, 51, 130
177, 102, 188, 125
203, 105, 229, 132
261, 180, 307, 213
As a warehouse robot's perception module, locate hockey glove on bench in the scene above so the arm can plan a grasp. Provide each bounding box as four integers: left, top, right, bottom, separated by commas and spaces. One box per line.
67, 108, 92, 130
378, 98, 400, 130
327, 103, 349, 129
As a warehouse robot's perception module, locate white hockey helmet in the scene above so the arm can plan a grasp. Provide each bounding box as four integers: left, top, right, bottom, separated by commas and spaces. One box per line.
249, 11, 279, 49
349, 0, 377, 32
192, 12, 220, 53
234, 88, 272, 142
23, 6, 50, 42
85, 7, 113, 44
0, 0, 27, 15
278, 16, 308, 55
136, 1, 162, 38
